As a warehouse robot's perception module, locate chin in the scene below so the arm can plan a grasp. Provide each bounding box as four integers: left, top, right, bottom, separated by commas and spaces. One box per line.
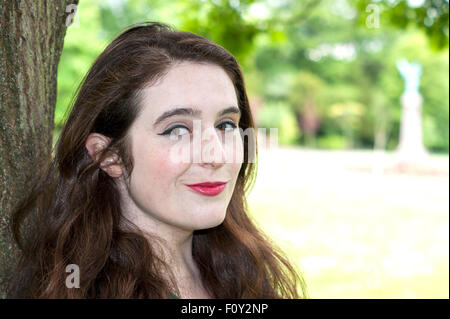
188, 209, 227, 231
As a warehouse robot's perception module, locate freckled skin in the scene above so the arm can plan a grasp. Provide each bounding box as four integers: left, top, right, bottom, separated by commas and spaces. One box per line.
118, 62, 244, 233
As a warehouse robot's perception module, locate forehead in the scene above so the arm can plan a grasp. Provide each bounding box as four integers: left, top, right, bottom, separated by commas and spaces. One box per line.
138, 62, 238, 119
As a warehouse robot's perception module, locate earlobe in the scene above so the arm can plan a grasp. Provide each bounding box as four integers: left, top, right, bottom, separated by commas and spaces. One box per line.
101, 154, 123, 177
98, 154, 124, 178
103, 164, 123, 178
100, 153, 122, 171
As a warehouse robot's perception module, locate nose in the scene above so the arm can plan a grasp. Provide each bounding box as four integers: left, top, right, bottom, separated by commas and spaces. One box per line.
195, 127, 226, 167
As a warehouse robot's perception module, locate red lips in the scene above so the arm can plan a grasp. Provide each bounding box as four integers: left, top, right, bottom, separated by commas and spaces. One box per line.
186, 182, 227, 196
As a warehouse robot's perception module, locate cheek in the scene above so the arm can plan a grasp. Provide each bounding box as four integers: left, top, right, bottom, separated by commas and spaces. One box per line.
157, 149, 188, 180
139, 148, 183, 183
223, 131, 245, 164
138, 147, 192, 196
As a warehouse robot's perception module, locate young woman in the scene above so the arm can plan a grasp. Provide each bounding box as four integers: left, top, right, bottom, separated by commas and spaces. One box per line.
7, 22, 307, 299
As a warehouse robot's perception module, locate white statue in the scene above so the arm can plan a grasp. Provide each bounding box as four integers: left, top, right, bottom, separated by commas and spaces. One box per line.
395, 59, 427, 161
396, 59, 422, 95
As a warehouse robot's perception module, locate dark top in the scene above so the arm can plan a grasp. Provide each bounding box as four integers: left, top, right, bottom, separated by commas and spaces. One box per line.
169, 292, 180, 299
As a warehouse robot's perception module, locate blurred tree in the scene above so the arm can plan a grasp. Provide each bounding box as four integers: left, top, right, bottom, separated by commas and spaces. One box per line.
356, 0, 449, 50
96, 0, 265, 65
55, 1, 110, 132
329, 101, 366, 148
287, 71, 326, 147
250, 0, 448, 152
177, 0, 261, 65
0, 0, 78, 297
258, 101, 301, 145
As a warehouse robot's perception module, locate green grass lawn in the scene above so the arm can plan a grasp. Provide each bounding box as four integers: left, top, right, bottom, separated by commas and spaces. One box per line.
246, 147, 449, 298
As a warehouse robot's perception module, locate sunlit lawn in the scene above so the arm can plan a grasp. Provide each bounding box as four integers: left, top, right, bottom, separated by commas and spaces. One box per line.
247, 146, 449, 298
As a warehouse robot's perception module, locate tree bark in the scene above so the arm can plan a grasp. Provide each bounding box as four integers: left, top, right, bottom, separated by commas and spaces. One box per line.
0, 0, 78, 297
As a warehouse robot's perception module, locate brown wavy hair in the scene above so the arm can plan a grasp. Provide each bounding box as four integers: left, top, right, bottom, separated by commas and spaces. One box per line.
7, 22, 307, 299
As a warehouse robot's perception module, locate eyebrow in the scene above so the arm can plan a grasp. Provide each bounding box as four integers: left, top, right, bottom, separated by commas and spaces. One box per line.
153, 106, 241, 127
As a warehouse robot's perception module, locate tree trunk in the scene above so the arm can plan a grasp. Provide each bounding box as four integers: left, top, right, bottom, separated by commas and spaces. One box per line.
0, 0, 78, 297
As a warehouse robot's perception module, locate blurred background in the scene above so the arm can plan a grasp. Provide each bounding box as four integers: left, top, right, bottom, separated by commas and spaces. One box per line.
55, 0, 449, 298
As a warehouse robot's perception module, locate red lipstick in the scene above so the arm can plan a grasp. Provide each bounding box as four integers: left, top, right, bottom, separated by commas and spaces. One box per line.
186, 182, 227, 196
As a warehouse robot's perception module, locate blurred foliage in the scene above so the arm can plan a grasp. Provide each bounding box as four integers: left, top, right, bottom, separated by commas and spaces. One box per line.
55, 0, 449, 153
287, 71, 326, 146
356, 0, 449, 50
316, 134, 348, 149
258, 101, 301, 145
329, 101, 366, 148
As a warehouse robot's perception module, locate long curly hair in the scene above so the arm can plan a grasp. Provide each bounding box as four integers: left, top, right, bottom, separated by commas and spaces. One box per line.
7, 22, 307, 298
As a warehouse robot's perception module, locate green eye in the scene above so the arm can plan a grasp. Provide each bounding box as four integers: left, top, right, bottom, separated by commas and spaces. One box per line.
158, 125, 190, 137
170, 126, 189, 136
217, 121, 237, 131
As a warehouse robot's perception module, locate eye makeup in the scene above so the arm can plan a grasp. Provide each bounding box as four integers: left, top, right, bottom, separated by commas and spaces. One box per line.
153, 106, 241, 130
157, 119, 238, 138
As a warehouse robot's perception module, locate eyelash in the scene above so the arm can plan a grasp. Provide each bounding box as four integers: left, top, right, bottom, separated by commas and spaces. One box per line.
158, 120, 238, 137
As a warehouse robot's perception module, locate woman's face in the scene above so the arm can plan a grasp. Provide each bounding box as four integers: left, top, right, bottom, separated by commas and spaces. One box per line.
120, 62, 244, 231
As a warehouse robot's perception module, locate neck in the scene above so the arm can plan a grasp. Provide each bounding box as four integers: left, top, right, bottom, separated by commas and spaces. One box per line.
118, 179, 202, 293
155, 227, 200, 283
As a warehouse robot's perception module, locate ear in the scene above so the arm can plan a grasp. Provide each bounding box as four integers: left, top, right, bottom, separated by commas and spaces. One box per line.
85, 133, 123, 178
